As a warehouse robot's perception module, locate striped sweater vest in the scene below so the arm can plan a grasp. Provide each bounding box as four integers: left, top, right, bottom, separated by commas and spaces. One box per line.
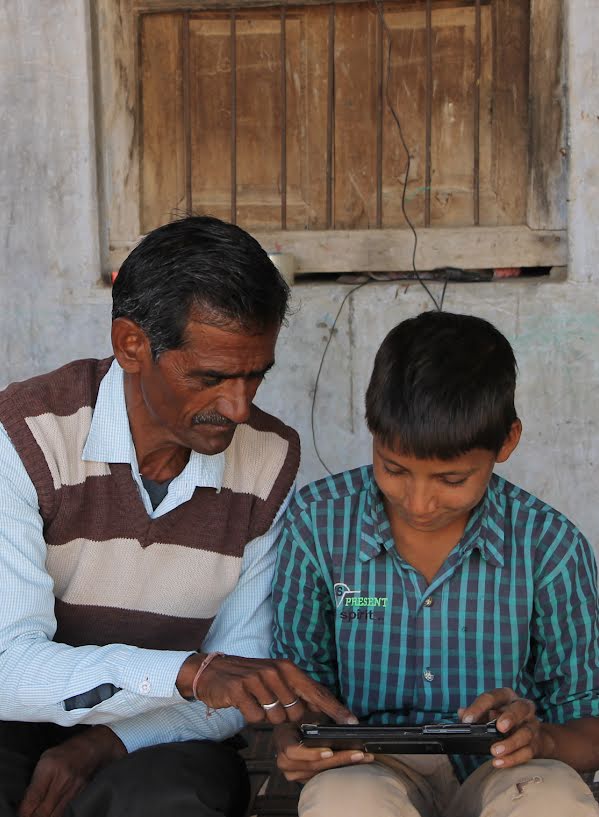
0, 358, 300, 651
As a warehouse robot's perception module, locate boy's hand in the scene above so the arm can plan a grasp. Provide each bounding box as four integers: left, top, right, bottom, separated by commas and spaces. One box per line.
274, 723, 375, 783
459, 687, 549, 769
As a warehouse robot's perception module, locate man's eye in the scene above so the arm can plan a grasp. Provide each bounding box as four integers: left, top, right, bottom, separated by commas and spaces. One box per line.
201, 377, 223, 388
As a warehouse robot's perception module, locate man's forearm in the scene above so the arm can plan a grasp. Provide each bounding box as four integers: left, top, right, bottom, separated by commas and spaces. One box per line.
0, 637, 193, 725
541, 718, 599, 772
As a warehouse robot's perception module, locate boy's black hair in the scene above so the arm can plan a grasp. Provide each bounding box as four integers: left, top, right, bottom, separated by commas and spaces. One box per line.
112, 215, 290, 358
365, 311, 518, 458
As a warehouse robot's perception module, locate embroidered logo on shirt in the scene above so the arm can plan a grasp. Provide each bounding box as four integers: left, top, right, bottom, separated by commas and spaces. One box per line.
334, 582, 360, 608
334, 583, 388, 621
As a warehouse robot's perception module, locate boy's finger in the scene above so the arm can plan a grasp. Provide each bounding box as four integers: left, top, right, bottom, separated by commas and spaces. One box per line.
306, 750, 375, 772
496, 699, 536, 733
491, 724, 535, 759
279, 749, 374, 773
492, 744, 534, 769
284, 743, 334, 762
461, 687, 516, 723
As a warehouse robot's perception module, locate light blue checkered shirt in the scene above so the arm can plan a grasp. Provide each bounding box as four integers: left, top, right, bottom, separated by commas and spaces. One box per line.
0, 360, 291, 751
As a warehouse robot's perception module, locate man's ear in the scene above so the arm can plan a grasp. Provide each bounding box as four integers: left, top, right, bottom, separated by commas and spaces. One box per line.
495, 419, 522, 464
111, 318, 151, 374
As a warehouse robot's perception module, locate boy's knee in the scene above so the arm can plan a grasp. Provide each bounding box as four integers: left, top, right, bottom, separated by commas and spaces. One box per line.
484, 760, 599, 817
299, 764, 421, 817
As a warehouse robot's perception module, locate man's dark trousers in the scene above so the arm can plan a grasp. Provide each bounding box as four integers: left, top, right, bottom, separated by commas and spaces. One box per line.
0, 722, 249, 817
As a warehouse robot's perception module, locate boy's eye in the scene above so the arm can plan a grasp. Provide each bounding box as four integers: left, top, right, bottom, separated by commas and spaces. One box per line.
383, 464, 406, 476
441, 477, 468, 486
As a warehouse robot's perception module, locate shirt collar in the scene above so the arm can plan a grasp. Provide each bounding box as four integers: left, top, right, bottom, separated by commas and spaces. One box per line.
82, 359, 225, 490
359, 470, 504, 568
463, 474, 505, 567
359, 472, 393, 561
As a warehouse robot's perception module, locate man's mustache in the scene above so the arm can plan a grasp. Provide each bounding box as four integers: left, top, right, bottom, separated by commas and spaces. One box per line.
192, 412, 236, 426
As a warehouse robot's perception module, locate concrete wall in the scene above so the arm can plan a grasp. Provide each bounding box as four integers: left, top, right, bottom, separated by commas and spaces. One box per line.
1, 1, 598, 544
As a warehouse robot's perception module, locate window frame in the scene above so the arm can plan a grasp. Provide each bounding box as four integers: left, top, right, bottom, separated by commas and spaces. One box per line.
92, 0, 567, 277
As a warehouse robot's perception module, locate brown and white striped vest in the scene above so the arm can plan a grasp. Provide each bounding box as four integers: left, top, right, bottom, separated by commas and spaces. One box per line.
0, 358, 300, 651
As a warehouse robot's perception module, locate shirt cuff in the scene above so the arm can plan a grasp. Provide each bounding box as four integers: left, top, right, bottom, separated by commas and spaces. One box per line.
106, 647, 195, 699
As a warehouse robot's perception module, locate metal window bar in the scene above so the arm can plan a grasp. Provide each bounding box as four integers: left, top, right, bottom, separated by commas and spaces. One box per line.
280, 5, 287, 229
151, 0, 490, 232
230, 10, 237, 223
182, 11, 192, 214
375, 10, 383, 228
326, 4, 335, 230
473, 0, 482, 225
425, 0, 433, 227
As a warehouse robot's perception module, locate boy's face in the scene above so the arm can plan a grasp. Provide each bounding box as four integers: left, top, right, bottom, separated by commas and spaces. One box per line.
372, 423, 521, 535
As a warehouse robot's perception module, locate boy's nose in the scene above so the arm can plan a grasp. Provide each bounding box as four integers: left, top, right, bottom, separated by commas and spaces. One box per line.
404, 485, 435, 516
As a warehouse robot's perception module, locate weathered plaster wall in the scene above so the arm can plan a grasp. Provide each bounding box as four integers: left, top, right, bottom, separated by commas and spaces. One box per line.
0, 2, 107, 372
0, 1, 598, 543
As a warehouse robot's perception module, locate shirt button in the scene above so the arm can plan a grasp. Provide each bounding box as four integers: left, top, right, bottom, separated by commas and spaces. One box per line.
423, 669, 435, 682
139, 679, 151, 694
424, 596, 434, 607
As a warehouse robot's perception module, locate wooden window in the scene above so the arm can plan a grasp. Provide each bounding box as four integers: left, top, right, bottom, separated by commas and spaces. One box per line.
94, 0, 566, 277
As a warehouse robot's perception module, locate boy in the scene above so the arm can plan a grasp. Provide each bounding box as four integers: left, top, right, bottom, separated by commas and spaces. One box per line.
271, 311, 599, 817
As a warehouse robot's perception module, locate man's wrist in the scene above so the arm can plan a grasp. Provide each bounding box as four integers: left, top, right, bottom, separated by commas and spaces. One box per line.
176, 652, 208, 699
91, 725, 128, 761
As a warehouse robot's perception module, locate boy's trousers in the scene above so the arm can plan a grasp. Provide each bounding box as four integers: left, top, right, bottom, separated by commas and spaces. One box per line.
299, 753, 599, 817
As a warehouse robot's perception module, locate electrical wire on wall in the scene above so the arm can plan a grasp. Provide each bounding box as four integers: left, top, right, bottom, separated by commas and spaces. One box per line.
310, 280, 370, 475
311, 1, 449, 475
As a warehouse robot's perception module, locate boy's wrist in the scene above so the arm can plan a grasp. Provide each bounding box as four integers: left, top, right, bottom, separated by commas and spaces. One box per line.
537, 722, 559, 761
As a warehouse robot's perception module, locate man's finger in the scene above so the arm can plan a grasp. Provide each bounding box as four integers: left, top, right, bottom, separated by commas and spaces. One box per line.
236, 692, 278, 725
290, 677, 357, 724
242, 669, 308, 724
279, 697, 307, 723
18, 788, 43, 817
47, 791, 77, 817
18, 770, 50, 817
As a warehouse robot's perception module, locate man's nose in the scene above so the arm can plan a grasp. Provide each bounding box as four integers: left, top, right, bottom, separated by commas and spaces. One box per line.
215, 380, 253, 425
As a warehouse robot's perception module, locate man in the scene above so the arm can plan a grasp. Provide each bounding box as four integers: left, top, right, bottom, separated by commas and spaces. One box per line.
0, 216, 353, 817
271, 311, 599, 817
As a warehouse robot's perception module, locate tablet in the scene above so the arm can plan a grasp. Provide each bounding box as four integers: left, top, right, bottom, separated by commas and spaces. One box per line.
299, 721, 500, 755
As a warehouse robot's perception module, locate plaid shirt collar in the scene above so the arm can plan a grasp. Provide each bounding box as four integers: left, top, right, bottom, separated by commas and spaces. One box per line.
359, 472, 505, 569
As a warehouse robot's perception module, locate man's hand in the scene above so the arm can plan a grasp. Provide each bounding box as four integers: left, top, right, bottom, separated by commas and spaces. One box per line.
177, 654, 358, 726
459, 687, 551, 769
274, 722, 374, 783
18, 726, 126, 817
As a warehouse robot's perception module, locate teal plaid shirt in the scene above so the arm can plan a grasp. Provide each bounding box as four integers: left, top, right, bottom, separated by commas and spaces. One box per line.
271, 466, 599, 781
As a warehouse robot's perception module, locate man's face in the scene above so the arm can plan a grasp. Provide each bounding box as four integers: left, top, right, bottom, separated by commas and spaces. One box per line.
136, 318, 279, 456
372, 439, 499, 535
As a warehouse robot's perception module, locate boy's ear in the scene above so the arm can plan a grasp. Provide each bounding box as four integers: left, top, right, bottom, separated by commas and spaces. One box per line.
495, 419, 522, 464
111, 317, 152, 374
